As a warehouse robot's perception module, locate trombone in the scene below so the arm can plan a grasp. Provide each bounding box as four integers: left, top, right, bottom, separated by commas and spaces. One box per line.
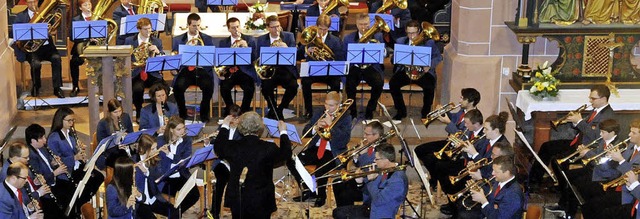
556, 136, 603, 165
581, 137, 631, 165
551, 104, 589, 129
313, 165, 407, 189
315, 163, 376, 180
297, 99, 354, 152
449, 158, 492, 184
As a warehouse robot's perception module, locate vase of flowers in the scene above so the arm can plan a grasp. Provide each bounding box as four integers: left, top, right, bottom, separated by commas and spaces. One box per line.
529, 61, 560, 100
245, 2, 267, 32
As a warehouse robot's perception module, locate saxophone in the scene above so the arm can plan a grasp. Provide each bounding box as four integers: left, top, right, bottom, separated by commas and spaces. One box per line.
255, 39, 283, 80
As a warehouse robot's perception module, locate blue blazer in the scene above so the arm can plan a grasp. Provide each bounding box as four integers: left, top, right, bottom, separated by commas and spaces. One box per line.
394, 36, 442, 77
0, 181, 29, 219
298, 33, 345, 61
139, 102, 179, 130
368, 2, 411, 41
342, 31, 385, 75
305, 4, 340, 17
97, 112, 134, 144
575, 105, 614, 145
302, 107, 352, 159
365, 170, 408, 218
218, 34, 259, 83
172, 32, 216, 78
106, 184, 134, 219
157, 136, 193, 179
625, 184, 640, 219
618, 144, 640, 204
113, 4, 137, 45
135, 164, 168, 204
475, 135, 508, 179
481, 179, 524, 219
48, 130, 79, 181
256, 31, 298, 77
444, 109, 468, 135
587, 138, 622, 182
28, 146, 57, 185
124, 35, 164, 79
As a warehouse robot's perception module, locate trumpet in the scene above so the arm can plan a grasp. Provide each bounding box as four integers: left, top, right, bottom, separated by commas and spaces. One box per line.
446, 133, 486, 161
422, 103, 461, 127
556, 136, 603, 165
298, 99, 354, 152
315, 165, 407, 189
434, 130, 465, 159
448, 176, 495, 210
581, 137, 631, 165
551, 104, 589, 128
449, 158, 492, 184
601, 166, 640, 191
216, 39, 245, 79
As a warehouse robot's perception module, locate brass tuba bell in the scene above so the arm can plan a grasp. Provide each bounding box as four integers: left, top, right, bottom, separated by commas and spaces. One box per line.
216, 39, 246, 79
404, 21, 440, 80
356, 15, 390, 69
77, 0, 119, 55
300, 26, 335, 61
375, 0, 407, 13
255, 39, 283, 80
16, 0, 68, 52
321, 0, 349, 16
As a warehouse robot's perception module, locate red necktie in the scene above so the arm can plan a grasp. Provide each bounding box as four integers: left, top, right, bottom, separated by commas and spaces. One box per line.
485, 142, 491, 153
128, 8, 134, 15
367, 147, 374, 156
587, 111, 597, 123
140, 70, 148, 81
17, 188, 23, 204
570, 133, 581, 147
381, 173, 388, 182
632, 199, 639, 217
469, 132, 475, 140
494, 185, 501, 197
188, 66, 196, 71
85, 17, 90, 21
317, 138, 327, 159
457, 111, 466, 125
632, 149, 638, 161
27, 176, 36, 189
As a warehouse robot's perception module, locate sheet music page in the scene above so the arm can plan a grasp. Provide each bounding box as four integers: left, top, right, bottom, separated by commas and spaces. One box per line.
174, 171, 198, 208
300, 62, 309, 77
294, 156, 316, 193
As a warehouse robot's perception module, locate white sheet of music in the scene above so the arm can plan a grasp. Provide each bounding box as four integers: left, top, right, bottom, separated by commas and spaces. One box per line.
299, 62, 309, 77
174, 171, 198, 208
294, 156, 316, 193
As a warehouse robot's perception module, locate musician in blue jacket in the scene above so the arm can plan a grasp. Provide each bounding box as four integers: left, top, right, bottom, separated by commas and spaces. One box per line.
389, 20, 442, 120
106, 157, 139, 219
369, 0, 412, 46
68, 0, 94, 97
256, 15, 298, 120
112, 0, 137, 45
469, 156, 524, 219
171, 13, 215, 123
139, 83, 179, 132
0, 163, 43, 219
306, 0, 340, 17
343, 13, 385, 120
124, 17, 165, 121
287, 91, 352, 207
299, 15, 345, 119
96, 99, 135, 170
218, 17, 259, 115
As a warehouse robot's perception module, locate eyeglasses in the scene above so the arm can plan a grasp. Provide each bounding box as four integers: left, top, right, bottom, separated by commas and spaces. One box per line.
589, 96, 602, 100
17, 175, 28, 180
64, 119, 76, 122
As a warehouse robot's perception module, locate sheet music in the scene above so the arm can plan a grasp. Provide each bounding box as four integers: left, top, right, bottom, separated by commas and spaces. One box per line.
294, 156, 316, 193
174, 171, 198, 208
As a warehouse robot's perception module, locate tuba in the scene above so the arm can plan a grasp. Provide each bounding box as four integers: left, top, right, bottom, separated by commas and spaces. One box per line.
16, 0, 69, 52
133, 0, 165, 38
357, 15, 390, 69
300, 26, 335, 61
321, 0, 349, 16
375, 0, 407, 13
215, 39, 245, 78
255, 39, 283, 80
404, 22, 440, 80
77, 0, 119, 54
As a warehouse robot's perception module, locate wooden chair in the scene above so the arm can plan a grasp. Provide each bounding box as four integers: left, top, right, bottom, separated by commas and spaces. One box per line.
525, 205, 542, 219
277, 11, 292, 32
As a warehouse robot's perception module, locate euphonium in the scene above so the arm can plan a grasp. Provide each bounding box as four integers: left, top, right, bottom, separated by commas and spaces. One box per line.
77, 0, 119, 54
445, 133, 486, 160
434, 130, 465, 159
404, 22, 440, 80
357, 15, 390, 69
601, 166, 640, 191
300, 26, 335, 61
422, 103, 461, 127
216, 39, 245, 78
375, 0, 408, 13
255, 39, 283, 80
582, 137, 631, 165
135, 0, 164, 14
556, 136, 603, 165
448, 176, 495, 210
551, 104, 589, 129
321, 0, 349, 16
16, 0, 68, 52
449, 158, 492, 184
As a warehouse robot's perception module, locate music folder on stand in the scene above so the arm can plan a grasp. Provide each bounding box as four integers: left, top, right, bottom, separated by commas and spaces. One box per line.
216, 47, 252, 66
207, 0, 237, 12
121, 13, 167, 36
368, 13, 395, 31
304, 16, 340, 31
259, 47, 297, 119
13, 23, 55, 109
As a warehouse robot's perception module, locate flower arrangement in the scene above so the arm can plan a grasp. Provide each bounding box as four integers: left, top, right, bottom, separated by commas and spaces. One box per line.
529, 61, 560, 99
245, 2, 267, 31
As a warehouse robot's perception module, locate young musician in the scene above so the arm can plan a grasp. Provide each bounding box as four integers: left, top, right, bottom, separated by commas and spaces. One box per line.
13, 0, 64, 98
257, 15, 298, 120
354, 121, 386, 168
389, 20, 442, 120
209, 105, 241, 219
0, 163, 43, 219
343, 13, 385, 120
333, 143, 408, 218
25, 124, 70, 219
156, 116, 200, 214
68, 0, 93, 97
139, 83, 179, 131
113, 0, 137, 45
463, 112, 510, 166
125, 17, 165, 121
172, 13, 215, 123
96, 99, 135, 171
469, 156, 524, 219
532, 85, 615, 184
287, 91, 352, 207
306, 0, 340, 17
214, 112, 292, 218
106, 157, 139, 219
299, 15, 345, 119
369, 0, 412, 45
218, 17, 258, 115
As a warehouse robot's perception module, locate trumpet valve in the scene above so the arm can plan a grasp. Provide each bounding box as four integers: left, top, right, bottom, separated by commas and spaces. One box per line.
449, 176, 458, 185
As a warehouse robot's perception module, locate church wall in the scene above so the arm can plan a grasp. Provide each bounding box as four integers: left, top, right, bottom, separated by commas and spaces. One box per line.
0, 0, 19, 135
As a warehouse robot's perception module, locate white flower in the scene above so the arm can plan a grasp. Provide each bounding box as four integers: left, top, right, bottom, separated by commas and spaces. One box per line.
541, 61, 549, 69
530, 86, 538, 93
542, 66, 551, 75
253, 19, 264, 26
542, 82, 549, 87
249, 7, 255, 13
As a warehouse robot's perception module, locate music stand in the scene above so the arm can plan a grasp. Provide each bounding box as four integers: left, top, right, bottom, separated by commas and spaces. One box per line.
280, 3, 312, 33
13, 23, 55, 108
263, 118, 302, 144
304, 16, 340, 31
207, 0, 237, 12
145, 54, 182, 73
347, 43, 385, 65
121, 14, 167, 35
72, 20, 108, 45
179, 44, 216, 122
368, 13, 395, 31
259, 47, 297, 120
185, 123, 206, 137
216, 47, 252, 66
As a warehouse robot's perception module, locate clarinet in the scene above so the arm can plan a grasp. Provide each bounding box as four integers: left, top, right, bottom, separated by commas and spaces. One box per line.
23, 181, 41, 214
26, 164, 62, 209
45, 145, 74, 182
